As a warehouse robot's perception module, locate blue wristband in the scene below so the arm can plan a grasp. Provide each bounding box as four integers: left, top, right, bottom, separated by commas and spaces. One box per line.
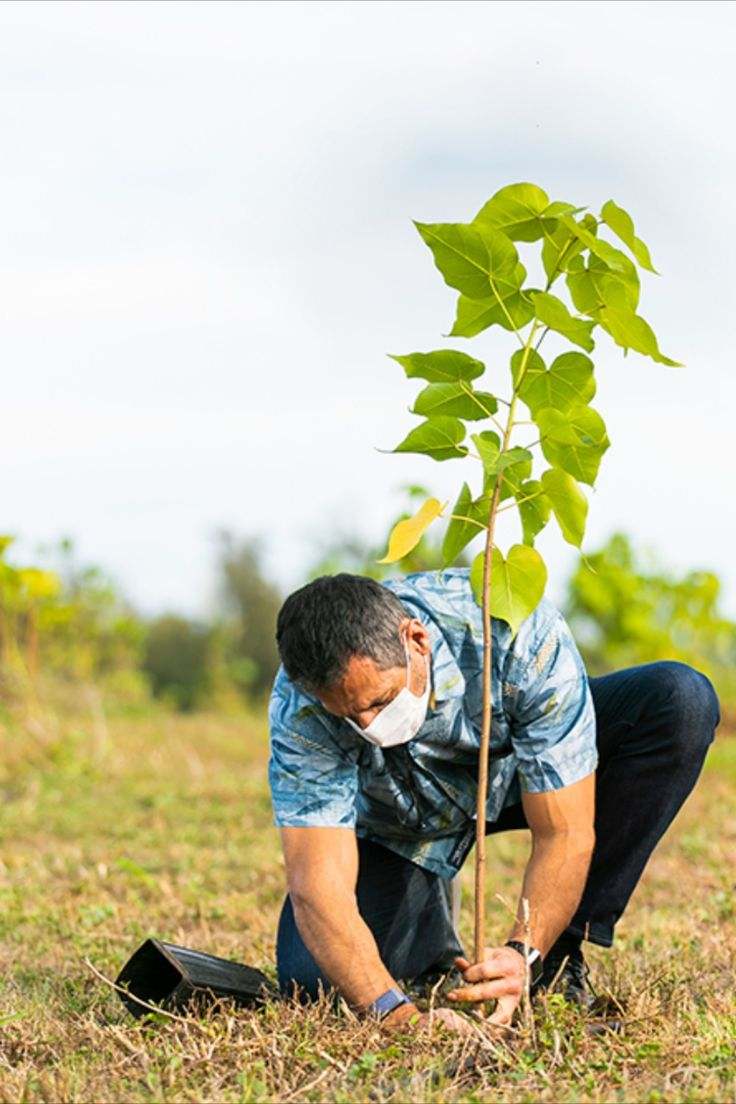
366, 987, 411, 1020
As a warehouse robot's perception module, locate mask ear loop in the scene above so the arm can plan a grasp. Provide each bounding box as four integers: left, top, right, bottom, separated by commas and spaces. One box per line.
401, 623, 413, 689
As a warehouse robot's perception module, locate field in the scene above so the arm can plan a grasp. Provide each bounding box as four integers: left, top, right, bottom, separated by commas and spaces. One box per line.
1, 693, 735, 1103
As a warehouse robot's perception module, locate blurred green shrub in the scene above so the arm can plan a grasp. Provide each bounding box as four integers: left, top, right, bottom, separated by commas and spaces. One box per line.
565, 532, 736, 706
143, 614, 213, 712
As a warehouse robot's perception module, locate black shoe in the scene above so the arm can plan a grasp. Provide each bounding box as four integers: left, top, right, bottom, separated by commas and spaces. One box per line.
534, 936, 593, 1009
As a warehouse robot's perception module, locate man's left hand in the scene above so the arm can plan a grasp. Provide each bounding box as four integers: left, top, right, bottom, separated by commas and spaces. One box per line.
447, 946, 526, 1026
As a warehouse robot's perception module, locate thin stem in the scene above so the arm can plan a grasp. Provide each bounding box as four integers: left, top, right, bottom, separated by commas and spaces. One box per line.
474, 316, 541, 965
448, 513, 486, 531
496, 488, 545, 514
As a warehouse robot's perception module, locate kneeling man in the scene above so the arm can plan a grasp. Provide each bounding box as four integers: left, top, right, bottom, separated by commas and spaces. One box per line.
268, 568, 719, 1031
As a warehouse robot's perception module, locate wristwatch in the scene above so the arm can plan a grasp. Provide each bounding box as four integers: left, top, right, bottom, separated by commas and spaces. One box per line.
365, 986, 412, 1020
505, 940, 544, 987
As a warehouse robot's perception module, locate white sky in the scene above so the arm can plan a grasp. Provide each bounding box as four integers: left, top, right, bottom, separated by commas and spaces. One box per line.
2, 0, 735, 617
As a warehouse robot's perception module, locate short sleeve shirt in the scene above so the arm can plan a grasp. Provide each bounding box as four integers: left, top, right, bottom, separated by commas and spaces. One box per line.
268, 567, 597, 879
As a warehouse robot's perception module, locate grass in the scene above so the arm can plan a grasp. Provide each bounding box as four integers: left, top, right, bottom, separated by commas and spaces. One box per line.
1, 689, 735, 1103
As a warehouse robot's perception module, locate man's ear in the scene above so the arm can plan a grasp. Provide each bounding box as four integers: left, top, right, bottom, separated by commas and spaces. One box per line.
404, 616, 431, 655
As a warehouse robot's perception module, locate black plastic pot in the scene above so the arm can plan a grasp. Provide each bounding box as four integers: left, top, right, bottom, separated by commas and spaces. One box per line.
115, 938, 277, 1018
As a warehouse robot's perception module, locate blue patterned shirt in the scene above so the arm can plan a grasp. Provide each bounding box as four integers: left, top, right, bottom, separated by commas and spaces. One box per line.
268, 567, 597, 879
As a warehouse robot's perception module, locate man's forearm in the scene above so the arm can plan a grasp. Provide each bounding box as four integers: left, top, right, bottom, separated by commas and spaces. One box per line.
291, 890, 402, 1009
507, 830, 595, 955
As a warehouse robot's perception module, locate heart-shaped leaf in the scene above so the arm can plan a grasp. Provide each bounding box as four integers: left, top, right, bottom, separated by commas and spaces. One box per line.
516, 350, 596, 415
470, 543, 548, 637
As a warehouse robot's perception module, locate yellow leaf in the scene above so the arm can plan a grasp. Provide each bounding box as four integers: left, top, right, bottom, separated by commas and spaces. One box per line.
377, 498, 446, 564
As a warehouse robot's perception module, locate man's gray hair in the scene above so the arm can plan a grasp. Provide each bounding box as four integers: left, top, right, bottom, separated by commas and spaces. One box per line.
275, 574, 408, 693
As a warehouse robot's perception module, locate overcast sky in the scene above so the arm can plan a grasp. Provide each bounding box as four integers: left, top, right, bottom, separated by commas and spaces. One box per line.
2, 0, 734, 618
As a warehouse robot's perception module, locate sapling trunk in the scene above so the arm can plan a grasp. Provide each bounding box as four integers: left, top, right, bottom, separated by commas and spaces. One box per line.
473, 329, 538, 963
473, 481, 502, 961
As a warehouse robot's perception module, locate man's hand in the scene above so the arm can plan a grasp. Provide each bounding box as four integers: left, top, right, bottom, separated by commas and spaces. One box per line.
382, 1000, 478, 1037
447, 946, 527, 1026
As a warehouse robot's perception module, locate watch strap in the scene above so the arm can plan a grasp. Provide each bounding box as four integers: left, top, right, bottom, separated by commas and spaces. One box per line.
365, 986, 411, 1020
505, 940, 544, 986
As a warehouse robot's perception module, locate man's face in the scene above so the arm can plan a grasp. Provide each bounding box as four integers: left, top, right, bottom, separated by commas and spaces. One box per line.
314, 616, 431, 729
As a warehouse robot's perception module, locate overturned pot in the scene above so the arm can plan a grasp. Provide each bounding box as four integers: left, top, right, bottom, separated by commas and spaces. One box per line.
115, 938, 277, 1019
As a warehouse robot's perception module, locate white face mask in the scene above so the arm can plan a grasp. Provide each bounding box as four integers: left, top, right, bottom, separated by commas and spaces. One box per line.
344, 632, 431, 748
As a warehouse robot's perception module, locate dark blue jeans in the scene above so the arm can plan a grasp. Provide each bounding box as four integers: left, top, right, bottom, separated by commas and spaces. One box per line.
276, 661, 720, 998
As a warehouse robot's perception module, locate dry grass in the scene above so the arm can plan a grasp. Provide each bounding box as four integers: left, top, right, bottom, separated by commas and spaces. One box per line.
1, 691, 734, 1103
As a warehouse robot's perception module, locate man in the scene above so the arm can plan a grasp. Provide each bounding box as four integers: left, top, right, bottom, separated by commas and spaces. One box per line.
268, 568, 720, 1032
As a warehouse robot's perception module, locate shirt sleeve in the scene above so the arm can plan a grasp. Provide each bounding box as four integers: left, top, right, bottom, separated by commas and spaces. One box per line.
506, 604, 598, 794
268, 670, 359, 828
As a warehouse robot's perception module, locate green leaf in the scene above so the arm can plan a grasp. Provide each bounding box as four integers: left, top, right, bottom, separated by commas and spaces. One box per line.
497, 446, 534, 474
414, 221, 520, 302
496, 451, 534, 503
541, 221, 585, 282
472, 436, 532, 481
392, 417, 468, 461
412, 382, 498, 421
601, 199, 657, 273
470, 543, 548, 637
560, 215, 631, 274
442, 482, 487, 565
450, 286, 534, 337
473, 182, 575, 243
597, 305, 682, 366
378, 497, 446, 563
531, 292, 596, 352
515, 479, 551, 546
510, 346, 545, 390
566, 252, 640, 314
390, 349, 485, 383
518, 350, 596, 415
540, 468, 588, 547
471, 430, 500, 474
537, 404, 610, 485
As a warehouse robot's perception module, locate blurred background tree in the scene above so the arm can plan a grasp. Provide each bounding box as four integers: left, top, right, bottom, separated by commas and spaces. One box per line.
2, 515, 734, 717
214, 530, 283, 703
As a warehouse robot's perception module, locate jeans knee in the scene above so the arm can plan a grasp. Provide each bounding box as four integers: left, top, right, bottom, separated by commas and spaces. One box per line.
276, 895, 331, 1003
649, 661, 720, 754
